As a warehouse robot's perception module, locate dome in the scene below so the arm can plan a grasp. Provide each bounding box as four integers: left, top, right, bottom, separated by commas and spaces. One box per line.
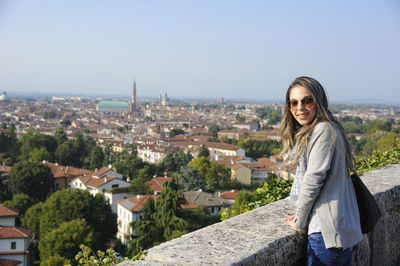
0, 91, 10, 101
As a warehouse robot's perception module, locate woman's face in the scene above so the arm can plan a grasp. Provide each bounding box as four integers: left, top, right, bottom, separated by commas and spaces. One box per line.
289, 85, 317, 126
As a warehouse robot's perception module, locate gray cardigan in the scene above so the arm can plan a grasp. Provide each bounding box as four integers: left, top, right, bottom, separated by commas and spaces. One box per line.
295, 122, 363, 249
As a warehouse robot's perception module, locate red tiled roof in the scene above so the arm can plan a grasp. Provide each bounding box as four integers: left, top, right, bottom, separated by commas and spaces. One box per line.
0, 165, 11, 173
0, 206, 18, 217
119, 195, 196, 212
0, 258, 22, 266
78, 175, 117, 188
145, 177, 171, 192
0, 226, 32, 239
219, 190, 239, 200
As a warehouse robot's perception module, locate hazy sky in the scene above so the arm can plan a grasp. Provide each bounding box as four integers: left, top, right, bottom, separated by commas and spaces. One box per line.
0, 0, 399, 103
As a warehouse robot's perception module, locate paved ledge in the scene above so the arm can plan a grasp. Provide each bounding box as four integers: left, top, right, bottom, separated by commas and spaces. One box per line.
121, 164, 400, 266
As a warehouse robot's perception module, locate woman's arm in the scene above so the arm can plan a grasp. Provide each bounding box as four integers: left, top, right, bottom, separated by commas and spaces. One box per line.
295, 122, 335, 229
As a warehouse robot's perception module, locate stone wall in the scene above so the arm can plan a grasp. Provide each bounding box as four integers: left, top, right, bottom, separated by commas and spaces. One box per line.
119, 164, 400, 266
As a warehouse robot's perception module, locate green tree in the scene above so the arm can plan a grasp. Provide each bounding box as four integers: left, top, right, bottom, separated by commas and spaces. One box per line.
89, 146, 105, 170
39, 219, 93, 261
127, 198, 163, 256
170, 128, 185, 137
55, 142, 75, 166
377, 132, 399, 152
40, 254, 70, 266
54, 126, 67, 144
130, 177, 153, 195
19, 129, 57, 161
176, 165, 204, 192
198, 145, 210, 158
208, 124, 220, 138
3, 193, 35, 218
9, 161, 54, 202
204, 163, 230, 190
29, 147, 51, 162
21, 202, 44, 237
38, 189, 117, 250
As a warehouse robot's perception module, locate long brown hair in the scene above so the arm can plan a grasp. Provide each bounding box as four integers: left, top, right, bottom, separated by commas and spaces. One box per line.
279, 76, 354, 170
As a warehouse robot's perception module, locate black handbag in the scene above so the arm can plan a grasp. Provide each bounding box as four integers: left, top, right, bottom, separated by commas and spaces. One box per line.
351, 173, 382, 234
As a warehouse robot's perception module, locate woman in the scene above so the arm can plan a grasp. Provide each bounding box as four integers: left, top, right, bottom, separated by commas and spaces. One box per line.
282, 77, 363, 265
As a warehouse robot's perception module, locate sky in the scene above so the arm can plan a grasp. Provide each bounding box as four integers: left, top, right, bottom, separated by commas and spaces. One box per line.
0, 0, 399, 103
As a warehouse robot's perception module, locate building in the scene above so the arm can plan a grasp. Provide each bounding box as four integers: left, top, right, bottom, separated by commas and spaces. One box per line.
0, 91, 11, 106
117, 195, 158, 244
129, 79, 137, 113
183, 190, 233, 216
232, 122, 259, 131
144, 176, 172, 195
230, 158, 280, 185
137, 144, 177, 164
69, 174, 130, 196
0, 206, 34, 266
201, 142, 245, 158
96, 101, 130, 113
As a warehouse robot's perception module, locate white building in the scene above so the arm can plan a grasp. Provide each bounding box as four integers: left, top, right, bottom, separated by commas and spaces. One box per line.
136, 144, 177, 164
69, 175, 131, 196
117, 195, 158, 244
0, 206, 34, 266
104, 190, 136, 214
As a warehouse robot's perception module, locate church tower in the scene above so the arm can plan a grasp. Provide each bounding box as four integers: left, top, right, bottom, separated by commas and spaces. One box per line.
130, 79, 137, 113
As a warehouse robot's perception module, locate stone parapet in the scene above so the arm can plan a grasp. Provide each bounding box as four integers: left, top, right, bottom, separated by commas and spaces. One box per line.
120, 164, 400, 265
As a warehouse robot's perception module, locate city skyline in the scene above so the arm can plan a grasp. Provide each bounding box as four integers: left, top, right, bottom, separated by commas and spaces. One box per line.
0, 0, 399, 103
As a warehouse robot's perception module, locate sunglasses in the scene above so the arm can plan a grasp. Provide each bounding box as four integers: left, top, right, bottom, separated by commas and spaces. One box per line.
289, 96, 314, 110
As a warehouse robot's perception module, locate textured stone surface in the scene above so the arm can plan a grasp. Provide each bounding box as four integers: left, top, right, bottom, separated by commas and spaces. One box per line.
121, 164, 400, 266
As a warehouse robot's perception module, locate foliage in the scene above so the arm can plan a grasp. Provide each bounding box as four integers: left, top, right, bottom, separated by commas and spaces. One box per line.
208, 124, 220, 138
130, 176, 154, 195
9, 161, 54, 202
21, 202, 44, 237
170, 128, 185, 137
128, 177, 189, 256
354, 140, 400, 175
39, 219, 93, 261
175, 165, 204, 191
3, 193, 35, 218
89, 145, 105, 170
255, 106, 282, 125
37, 189, 117, 251
43, 110, 57, 119
75, 244, 141, 265
221, 179, 293, 221
198, 145, 210, 158
40, 254, 70, 266
0, 124, 19, 164
160, 150, 192, 173
29, 147, 51, 162
19, 129, 57, 161
237, 139, 282, 159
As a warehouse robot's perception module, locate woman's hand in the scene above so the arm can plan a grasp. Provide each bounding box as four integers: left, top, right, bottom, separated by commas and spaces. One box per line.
285, 215, 300, 230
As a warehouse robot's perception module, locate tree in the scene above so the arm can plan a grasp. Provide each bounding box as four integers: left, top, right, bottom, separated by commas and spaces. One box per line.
377, 132, 399, 152
127, 198, 163, 256
128, 178, 189, 255
208, 124, 220, 138
204, 163, 230, 190
130, 177, 153, 195
89, 146, 105, 170
198, 145, 210, 158
160, 150, 192, 173
154, 177, 189, 240
19, 129, 57, 161
39, 219, 93, 261
38, 189, 117, 250
176, 165, 204, 191
55, 142, 75, 166
3, 193, 35, 218
9, 161, 54, 202
40, 254, 70, 266
54, 126, 67, 144
170, 128, 185, 137
29, 147, 51, 162
21, 202, 44, 237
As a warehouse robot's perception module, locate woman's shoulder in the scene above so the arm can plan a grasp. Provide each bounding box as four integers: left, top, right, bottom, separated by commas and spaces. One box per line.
313, 121, 335, 134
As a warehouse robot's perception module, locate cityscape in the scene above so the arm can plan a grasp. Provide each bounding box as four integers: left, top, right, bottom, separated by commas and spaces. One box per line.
1, 0, 399, 265
1, 79, 400, 264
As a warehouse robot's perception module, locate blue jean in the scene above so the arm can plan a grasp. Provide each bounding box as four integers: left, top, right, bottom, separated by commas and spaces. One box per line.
307, 233, 354, 266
